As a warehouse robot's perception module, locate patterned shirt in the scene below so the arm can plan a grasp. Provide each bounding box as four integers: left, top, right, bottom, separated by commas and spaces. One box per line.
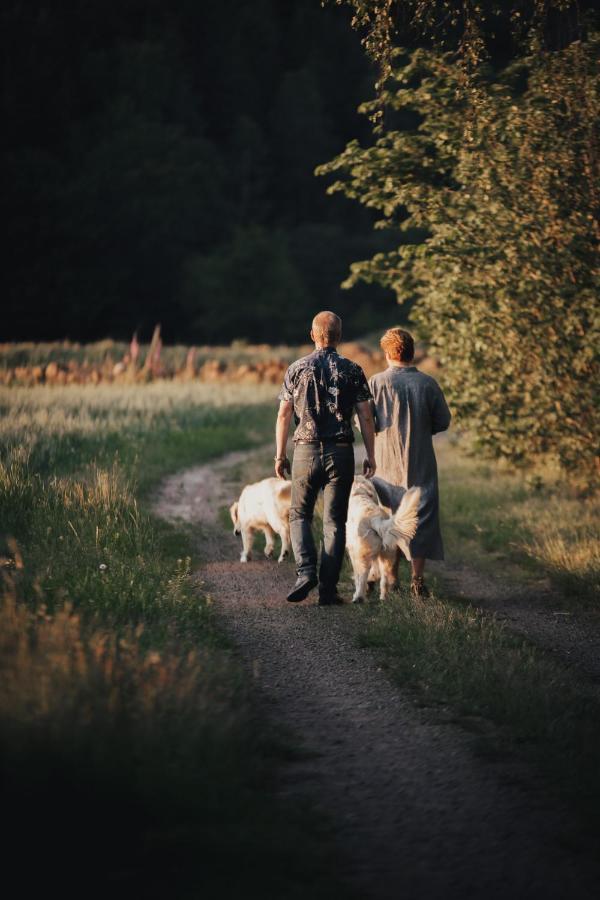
278, 346, 372, 443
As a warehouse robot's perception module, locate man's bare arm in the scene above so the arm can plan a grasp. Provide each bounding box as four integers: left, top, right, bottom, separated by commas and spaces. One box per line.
356, 400, 376, 478
275, 400, 294, 479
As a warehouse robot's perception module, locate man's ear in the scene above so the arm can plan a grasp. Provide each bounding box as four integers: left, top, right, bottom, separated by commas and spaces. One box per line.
309, 329, 315, 342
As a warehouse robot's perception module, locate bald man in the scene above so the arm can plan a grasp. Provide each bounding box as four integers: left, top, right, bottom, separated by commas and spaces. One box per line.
275, 311, 376, 605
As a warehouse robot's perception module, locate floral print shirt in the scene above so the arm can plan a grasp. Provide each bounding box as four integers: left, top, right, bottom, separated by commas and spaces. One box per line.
278, 347, 372, 443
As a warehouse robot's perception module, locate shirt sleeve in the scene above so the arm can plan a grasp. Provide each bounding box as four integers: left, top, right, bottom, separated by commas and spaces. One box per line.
354, 366, 372, 404
278, 366, 294, 403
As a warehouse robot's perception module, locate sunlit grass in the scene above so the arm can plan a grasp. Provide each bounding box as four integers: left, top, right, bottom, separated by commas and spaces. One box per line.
436, 437, 600, 603
0, 381, 344, 897
0, 381, 277, 489
357, 589, 600, 827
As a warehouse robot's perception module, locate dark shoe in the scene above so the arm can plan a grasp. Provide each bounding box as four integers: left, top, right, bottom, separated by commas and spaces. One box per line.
318, 593, 346, 606
411, 577, 430, 599
287, 575, 318, 603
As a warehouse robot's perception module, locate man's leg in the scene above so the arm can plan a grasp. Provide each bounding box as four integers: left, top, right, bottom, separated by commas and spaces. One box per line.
288, 445, 322, 596
319, 445, 354, 601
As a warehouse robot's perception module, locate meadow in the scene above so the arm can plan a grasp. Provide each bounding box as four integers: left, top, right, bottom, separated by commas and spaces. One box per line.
1, 358, 598, 894
0, 380, 342, 899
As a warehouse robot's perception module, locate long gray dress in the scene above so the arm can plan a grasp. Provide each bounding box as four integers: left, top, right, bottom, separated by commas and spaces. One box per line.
369, 365, 451, 560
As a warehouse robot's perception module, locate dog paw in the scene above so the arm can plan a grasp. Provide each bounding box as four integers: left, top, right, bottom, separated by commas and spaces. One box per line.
264, 549, 274, 559
352, 595, 365, 604
240, 555, 250, 563
277, 550, 289, 563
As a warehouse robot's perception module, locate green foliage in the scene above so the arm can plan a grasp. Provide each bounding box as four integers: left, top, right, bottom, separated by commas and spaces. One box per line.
0, 383, 344, 897
318, 39, 599, 480
3, 0, 394, 343
182, 227, 312, 343
329, 1, 593, 83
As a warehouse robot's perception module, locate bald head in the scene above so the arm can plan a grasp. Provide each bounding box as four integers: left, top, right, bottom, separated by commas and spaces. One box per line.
311, 311, 342, 348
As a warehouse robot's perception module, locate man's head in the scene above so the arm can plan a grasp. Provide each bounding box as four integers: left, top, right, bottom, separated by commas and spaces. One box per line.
380, 327, 415, 363
311, 311, 342, 348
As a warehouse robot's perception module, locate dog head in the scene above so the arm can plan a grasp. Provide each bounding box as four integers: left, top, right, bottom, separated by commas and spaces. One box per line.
229, 501, 241, 535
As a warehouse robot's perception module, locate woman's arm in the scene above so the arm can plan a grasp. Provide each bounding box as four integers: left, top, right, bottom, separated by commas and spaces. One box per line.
431, 384, 451, 434
356, 400, 377, 478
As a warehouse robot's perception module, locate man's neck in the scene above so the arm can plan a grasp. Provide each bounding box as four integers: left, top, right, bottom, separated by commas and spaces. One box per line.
387, 359, 412, 368
314, 343, 337, 352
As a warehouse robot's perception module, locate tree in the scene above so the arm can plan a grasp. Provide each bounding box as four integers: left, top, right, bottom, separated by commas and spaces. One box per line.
318, 40, 599, 481
180, 226, 311, 344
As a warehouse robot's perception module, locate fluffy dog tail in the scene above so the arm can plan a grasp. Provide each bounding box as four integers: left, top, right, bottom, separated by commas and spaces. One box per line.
372, 487, 421, 558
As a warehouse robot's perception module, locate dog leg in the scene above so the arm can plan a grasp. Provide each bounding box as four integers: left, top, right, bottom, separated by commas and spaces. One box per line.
240, 527, 253, 563
379, 554, 397, 600
352, 564, 370, 604
263, 525, 276, 559
367, 561, 379, 594
278, 525, 291, 563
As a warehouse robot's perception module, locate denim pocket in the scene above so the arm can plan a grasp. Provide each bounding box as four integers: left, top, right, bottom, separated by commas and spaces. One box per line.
292, 446, 316, 481
326, 446, 354, 481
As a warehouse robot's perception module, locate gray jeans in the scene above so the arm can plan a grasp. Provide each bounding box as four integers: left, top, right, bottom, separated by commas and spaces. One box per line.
289, 442, 355, 595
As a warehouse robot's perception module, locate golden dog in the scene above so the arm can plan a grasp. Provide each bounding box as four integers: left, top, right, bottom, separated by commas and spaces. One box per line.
346, 476, 420, 602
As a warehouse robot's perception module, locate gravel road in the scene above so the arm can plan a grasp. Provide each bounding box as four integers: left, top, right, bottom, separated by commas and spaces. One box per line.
154, 448, 600, 899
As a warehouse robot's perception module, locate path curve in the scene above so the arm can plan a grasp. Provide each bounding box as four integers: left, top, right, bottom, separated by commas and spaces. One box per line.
154, 448, 600, 899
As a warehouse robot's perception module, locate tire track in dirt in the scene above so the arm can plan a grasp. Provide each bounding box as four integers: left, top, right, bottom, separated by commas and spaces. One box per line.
154, 448, 600, 899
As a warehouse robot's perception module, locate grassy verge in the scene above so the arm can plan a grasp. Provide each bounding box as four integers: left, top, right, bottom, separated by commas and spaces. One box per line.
436, 437, 599, 604
0, 382, 347, 900
353, 581, 600, 833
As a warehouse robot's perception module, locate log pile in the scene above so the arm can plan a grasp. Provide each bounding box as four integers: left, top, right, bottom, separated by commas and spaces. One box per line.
0, 328, 434, 387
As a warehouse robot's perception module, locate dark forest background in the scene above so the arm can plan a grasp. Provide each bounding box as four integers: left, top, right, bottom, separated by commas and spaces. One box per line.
2, 0, 404, 344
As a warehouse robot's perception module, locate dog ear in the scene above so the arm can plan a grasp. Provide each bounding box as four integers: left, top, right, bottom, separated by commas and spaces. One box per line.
229, 501, 239, 526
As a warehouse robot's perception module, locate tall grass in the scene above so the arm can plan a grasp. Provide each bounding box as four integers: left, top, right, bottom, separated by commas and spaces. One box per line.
0, 382, 277, 489
0, 338, 305, 370
0, 381, 343, 899
436, 437, 600, 603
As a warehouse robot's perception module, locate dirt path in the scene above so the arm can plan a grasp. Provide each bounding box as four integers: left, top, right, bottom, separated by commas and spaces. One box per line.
154, 448, 600, 899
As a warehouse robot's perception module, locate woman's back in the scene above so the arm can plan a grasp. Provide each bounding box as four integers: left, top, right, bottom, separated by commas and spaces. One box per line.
369, 364, 451, 561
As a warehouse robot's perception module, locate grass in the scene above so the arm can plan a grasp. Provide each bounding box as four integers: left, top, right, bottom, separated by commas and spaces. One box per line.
0, 382, 277, 491
0, 337, 305, 371
2, 365, 598, 892
436, 436, 600, 603
0, 380, 349, 900
355, 586, 600, 832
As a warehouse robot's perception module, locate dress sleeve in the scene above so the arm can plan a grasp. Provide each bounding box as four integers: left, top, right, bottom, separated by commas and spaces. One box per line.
430, 382, 451, 434
278, 366, 294, 403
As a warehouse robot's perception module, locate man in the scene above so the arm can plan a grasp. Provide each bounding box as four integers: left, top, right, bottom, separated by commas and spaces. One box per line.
275, 311, 376, 606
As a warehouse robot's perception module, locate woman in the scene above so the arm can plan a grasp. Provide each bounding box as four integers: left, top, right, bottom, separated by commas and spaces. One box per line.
369, 327, 451, 598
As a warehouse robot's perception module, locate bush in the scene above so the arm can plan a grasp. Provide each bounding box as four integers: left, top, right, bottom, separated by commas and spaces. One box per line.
318, 39, 600, 484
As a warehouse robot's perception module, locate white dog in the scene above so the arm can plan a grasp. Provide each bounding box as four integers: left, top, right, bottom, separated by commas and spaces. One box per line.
346, 476, 420, 603
229, 477, 292, 563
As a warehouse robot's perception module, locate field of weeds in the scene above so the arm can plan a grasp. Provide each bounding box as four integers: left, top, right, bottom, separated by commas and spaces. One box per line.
0, 378, 341, 899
